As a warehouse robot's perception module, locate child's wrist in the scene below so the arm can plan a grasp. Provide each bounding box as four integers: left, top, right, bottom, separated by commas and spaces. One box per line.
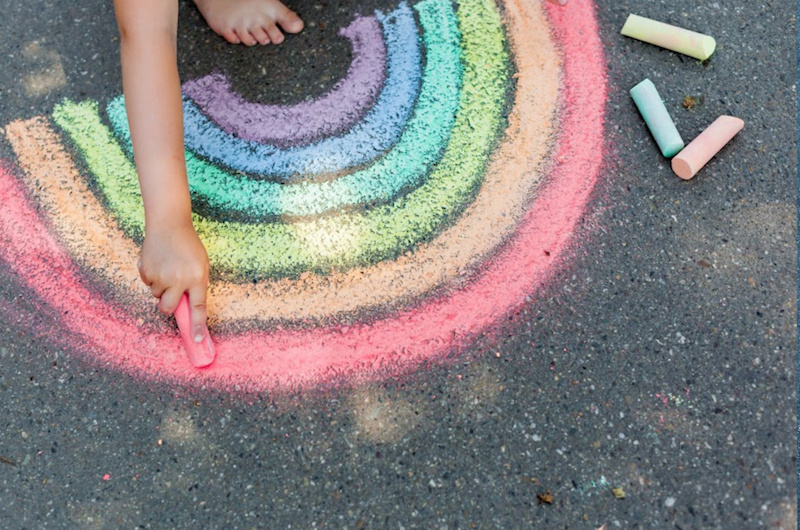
145, 209, 194, 237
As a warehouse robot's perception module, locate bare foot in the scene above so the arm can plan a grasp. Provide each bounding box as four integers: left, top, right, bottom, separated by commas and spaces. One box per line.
193, 0, 304, 46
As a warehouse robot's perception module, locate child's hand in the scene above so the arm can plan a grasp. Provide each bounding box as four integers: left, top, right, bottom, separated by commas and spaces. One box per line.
138, 221, 210, 342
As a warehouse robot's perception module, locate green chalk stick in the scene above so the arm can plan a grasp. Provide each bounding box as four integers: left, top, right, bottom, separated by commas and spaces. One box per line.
621, 14, 716, 61
630, 79, 684, 158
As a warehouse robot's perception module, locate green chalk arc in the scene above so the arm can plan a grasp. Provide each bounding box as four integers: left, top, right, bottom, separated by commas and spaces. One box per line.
53, 0, 508, 280
105, 0, 462, 221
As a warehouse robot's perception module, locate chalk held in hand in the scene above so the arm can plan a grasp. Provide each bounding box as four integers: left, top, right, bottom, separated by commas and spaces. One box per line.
173, 293, 216, 368
621, 14, 716, 61
630, 79, 684, 158
672, 116, 744, 180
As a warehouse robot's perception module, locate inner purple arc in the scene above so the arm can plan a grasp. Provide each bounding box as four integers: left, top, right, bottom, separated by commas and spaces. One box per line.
181, 15, 386, 147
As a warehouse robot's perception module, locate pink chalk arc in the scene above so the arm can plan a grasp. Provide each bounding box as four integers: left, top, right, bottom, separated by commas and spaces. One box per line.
0, 0, 606, 391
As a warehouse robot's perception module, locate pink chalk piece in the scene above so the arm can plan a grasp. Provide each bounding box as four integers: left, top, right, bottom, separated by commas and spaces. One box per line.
102, 474, 110, 481
172, 293, 216, 368
671, 116, 744, 180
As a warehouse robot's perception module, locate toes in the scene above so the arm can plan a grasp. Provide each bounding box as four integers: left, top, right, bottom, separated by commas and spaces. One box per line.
265, 24, 284, 44
235, 28, 258, 46
222, 29, 241, 44
250, 26, 271, 45
278, 9, 304, 34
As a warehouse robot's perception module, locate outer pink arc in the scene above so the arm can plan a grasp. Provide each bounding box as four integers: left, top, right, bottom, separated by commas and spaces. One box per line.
0, 1, 605, 391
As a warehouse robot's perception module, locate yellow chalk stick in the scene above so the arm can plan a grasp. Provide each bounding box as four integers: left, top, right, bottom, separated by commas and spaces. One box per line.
671, 116, 744, 180
621, 14, 716, 61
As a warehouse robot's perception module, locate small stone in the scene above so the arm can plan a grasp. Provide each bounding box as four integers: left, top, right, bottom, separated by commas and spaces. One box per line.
537, 490, 553, 504
665, 497, 676, 507
611, 487, 626, 499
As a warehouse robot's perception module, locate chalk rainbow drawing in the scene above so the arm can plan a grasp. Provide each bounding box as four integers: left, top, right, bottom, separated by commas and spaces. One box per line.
0, 0, 606, 392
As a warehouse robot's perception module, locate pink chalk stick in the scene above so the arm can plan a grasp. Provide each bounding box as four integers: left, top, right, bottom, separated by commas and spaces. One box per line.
545, 0, 568, 5
671, 116, 744, 180
172, 293, 215, 368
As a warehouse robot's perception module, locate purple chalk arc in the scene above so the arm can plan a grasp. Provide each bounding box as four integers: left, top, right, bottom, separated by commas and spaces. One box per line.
183, 15, 387, 147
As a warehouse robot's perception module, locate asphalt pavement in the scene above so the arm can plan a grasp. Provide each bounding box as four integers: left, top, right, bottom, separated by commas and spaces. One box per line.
0, 0, 796, 528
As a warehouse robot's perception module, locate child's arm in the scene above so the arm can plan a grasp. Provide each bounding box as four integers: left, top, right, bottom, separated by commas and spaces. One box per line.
114, 0, 209, 343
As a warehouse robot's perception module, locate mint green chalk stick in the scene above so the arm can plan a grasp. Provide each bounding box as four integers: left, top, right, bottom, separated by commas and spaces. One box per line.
630, 79, 684, 158
621, 14, 716, 61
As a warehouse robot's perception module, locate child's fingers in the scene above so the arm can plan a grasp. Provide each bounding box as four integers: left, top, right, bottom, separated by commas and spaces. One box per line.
137, 257, 150, 286
187, 285, 209, 343
158, 287, 183, 315
137, 259, 167, 298
150, 284, 166, 299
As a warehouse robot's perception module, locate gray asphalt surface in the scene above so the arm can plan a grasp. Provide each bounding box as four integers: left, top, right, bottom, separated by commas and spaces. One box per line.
0, 0, 796, 528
